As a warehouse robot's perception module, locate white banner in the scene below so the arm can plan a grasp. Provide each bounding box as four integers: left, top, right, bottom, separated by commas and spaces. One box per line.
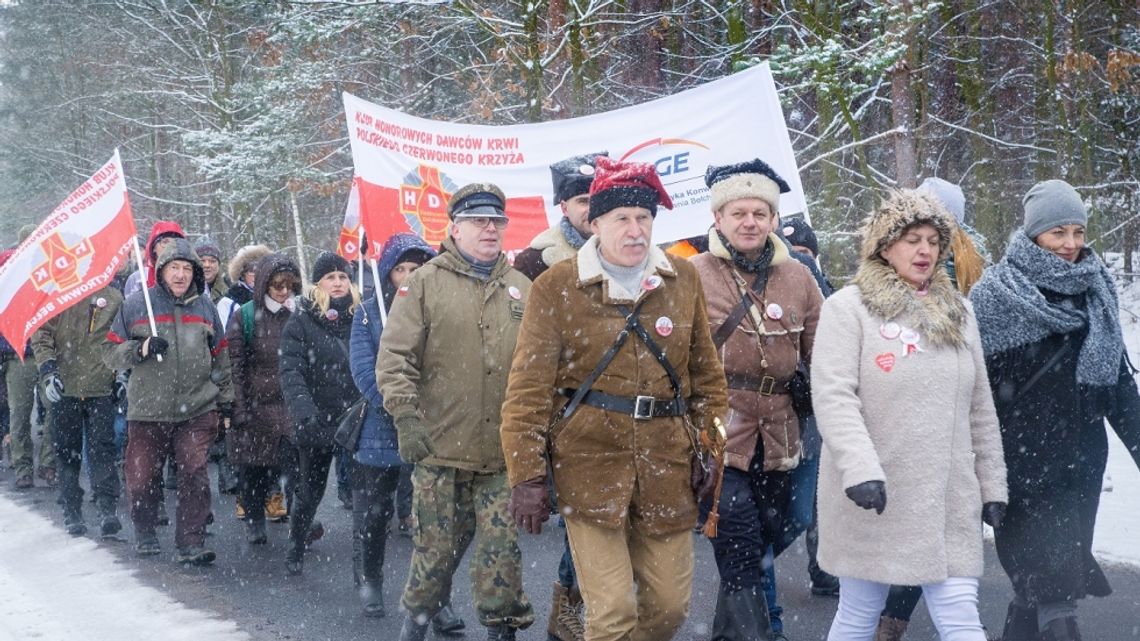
344, 63, 804, 253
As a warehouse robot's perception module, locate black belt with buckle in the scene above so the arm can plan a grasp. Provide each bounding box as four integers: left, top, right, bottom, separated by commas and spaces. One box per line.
559, 388, 687, 420
725, 372, 791, 396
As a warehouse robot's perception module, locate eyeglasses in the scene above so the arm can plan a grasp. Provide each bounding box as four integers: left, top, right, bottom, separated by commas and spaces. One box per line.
460, 216, 508, 230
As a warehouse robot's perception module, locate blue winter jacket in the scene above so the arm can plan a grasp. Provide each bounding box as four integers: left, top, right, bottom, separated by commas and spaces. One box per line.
349, 295, 402, 468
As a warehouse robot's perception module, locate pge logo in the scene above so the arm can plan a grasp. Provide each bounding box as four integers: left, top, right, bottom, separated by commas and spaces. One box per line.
399, 164, 460, 246
619, 138, 710, 182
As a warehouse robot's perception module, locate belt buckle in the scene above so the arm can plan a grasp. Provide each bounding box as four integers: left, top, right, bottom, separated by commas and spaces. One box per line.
759, 376, 776, 396
633, 395, 655, 420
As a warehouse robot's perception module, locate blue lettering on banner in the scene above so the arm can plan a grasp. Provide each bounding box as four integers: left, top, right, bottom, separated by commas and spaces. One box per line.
655, 152, 691, 177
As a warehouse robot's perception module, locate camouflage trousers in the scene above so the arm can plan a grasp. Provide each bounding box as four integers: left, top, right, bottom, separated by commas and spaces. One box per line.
402, 464, 534, 629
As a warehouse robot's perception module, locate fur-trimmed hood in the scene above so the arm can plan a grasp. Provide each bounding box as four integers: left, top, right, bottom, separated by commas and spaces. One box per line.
227, 244, 272, 284
528, 224, 578, 268
575, 235, 676, 304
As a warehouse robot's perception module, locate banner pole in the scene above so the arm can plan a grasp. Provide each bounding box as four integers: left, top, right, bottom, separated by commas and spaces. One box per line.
131, 236, 163, 362
369, 258, 386, 326
357, 226, 366, 295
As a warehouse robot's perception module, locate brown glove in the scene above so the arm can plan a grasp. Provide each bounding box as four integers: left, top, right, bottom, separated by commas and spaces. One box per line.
508, 476, 551, 535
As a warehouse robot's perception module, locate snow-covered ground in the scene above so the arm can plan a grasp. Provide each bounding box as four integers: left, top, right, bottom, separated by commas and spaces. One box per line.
0, 494, 248, 641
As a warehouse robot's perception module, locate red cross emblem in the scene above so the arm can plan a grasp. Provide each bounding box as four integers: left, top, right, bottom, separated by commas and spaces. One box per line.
32, 231, 94, 292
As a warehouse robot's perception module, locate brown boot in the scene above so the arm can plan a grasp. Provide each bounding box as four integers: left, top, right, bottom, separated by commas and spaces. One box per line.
875, 616, 908, 641
547, 582, 585, 641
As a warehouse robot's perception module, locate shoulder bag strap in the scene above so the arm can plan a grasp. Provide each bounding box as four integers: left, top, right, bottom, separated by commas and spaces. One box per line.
712, 267, 770, 350
560, 299, 647, 419
619, 304, 684, 403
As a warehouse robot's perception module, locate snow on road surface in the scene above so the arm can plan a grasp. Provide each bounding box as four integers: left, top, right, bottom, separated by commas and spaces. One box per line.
0, 493, 248, 641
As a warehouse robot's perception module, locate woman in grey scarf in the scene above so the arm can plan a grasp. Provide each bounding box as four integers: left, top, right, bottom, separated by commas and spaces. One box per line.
969, 179, 1140, 641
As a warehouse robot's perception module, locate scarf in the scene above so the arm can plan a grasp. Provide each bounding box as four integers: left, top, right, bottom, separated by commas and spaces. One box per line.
852, 257, 967, 348
598, 251, 649, 298
560, 217, 590, 251
716, 230, 775, 275
969, 231, 1121, 386
455, 246, 498, 281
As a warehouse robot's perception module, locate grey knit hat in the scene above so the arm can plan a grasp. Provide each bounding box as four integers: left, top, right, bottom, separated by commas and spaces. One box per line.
917, 177, 965, 224
1023, 179, 1087, 240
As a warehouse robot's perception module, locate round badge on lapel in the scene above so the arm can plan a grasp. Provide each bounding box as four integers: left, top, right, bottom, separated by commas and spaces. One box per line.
642, 275, 663, 291
325, 308, 339, 321
655, 316, 674, 337
879, 322, 901, 340
507, 286, 522, 300
95, 297, 108, 308
765, 303, 783, 320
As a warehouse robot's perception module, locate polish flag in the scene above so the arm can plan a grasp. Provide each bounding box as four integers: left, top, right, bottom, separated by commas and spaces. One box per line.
0, 150, 137, 352
336, 178, 365, 261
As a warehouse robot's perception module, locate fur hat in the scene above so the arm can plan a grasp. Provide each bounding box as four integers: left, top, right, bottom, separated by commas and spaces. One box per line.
448, 183, 507, 221
705, 158, 790, 214
194, 236, 222, 261
227, 244, 272, 284
550, 152, 606, 204
311, 251, 353, 283
860, 190, 957, 264
1023, 179, 1087, 240
587, 156, 673, 221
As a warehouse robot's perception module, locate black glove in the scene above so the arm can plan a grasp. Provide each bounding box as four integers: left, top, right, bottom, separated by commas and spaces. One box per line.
845, 480, 887, 514
113, 371, 129, 404
295, 415, 327, 449
982, 502, 1006, 529
394, 414, 434, 463
509, 476, 551, 535
42, 373, 65, 403
138, 336, 169, 360
691, 455, 718, 503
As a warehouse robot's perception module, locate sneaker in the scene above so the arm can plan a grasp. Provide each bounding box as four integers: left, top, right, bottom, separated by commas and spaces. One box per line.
235, 497, 246, 520
100, 515, 123, 539
265, 492, 288, 522
136, 535, 161, 556
65, 514, 87, 537
14, 474, 33, 490
175, 546, 216, 566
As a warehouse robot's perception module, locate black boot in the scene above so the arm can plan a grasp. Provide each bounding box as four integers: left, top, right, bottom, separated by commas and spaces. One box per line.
399, 615, 429, 641
217, 457, 239, 495
711, 585, 772, 641
1000, 601, 1038, 641
246, 519, 267, 545
285, 545, 304, 576
356, 532, 386, 617
1040, 617, 1081, 641
358, 580, 384, 618
432, 604, 466, 635
486, 624, 516, 641
64, 506, 87, 537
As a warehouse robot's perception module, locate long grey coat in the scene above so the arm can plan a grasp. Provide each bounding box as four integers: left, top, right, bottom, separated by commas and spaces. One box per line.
811, 280, 1007, 585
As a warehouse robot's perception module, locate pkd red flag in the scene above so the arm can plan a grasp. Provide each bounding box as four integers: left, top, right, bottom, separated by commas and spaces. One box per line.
336, 178, 365, 261
0, 150, 137, 352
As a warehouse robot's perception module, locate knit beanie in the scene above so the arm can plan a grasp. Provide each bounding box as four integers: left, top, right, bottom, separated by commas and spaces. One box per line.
587, 156, 673, 222
705, 158, 790, 214
194, 236, 222, 261
1023, 179, 1087, 240
311, 251, 353, 283
781, 217, 819, 257
917, 177, 966, 224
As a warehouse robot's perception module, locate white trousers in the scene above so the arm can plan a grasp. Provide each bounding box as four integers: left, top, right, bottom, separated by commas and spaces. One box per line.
827, 576, 987, 641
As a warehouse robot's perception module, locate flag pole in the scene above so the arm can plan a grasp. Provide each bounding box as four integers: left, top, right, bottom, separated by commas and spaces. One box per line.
131, 236, 163, 362
357, 226, 365, 296
369, 258, 385, 326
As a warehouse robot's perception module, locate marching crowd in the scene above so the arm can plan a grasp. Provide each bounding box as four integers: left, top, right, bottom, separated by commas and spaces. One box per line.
1, 152, 1139, 641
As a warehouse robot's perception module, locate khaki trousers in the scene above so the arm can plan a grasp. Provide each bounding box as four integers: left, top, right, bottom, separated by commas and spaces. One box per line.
565, 516, 693, 641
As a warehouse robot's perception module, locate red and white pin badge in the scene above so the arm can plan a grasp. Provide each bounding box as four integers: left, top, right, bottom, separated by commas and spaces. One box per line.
765, 303, 783, 321
900, 328, 922, 356
642, 275, 663, 291
875, 352, 896, 372
655, 316, 674, 337
507, 286, 522, 300
325, 308, 339, 321
397, 286, 409, 297
879, 322, 901, 340
94, 297, 108, 308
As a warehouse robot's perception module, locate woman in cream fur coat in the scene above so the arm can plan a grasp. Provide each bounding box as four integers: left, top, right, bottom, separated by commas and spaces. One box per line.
811, 190, 1008, 641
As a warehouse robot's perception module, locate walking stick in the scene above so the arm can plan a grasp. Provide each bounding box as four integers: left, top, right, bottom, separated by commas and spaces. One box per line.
700, 416, 728, 538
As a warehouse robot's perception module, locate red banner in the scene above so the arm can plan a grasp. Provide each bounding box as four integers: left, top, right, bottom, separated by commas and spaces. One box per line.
0, 151, 137, 352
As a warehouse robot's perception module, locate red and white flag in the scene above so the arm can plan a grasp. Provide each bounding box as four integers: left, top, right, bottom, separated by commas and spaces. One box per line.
0, 150, 136, 352
336, 178, 364, 261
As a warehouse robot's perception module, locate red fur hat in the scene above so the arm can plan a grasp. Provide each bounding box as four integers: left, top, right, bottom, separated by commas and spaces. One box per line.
587, 156, 674, 221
